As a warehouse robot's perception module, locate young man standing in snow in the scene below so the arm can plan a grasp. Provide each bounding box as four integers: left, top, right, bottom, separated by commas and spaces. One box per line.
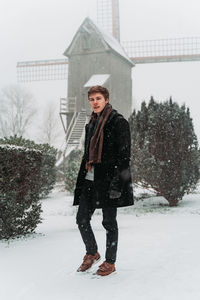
73, 85, 134, 276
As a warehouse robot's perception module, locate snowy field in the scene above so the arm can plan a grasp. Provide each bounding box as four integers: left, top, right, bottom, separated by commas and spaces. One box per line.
1, 186, 200, 300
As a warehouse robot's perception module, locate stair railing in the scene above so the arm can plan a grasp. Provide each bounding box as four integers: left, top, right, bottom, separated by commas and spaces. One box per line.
66, 111, 78, 145
59, 97, 76, 133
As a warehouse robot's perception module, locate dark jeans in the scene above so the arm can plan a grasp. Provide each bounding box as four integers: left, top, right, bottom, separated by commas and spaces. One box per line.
76, 180, 118, 264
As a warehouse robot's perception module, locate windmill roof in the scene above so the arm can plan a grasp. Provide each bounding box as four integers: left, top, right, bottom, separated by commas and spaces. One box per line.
64, 17, 134, 67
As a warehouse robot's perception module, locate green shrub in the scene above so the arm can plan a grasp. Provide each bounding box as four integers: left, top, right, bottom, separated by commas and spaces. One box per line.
64, 150, 83, 194
0, 144, 42, 239
0, 135, 57, 198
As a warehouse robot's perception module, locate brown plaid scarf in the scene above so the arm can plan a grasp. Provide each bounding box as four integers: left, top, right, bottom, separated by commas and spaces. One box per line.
85, 103, 112, 170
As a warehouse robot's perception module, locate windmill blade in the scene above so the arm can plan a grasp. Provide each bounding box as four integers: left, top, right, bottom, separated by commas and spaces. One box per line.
122, 37, 200, 64
17, 58, 68, 82
97, 0, 120, 41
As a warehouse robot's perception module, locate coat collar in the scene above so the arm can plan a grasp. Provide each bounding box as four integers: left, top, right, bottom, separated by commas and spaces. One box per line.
86, 108, 121, 130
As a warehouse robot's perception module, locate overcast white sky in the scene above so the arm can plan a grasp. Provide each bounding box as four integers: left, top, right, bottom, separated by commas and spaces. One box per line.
0, 0, 200, 143
1, 0, 200, 85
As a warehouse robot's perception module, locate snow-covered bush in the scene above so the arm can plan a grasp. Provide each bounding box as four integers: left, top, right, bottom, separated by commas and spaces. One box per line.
0, 136, 57, 199
129, 97, 200, 206
0, 144, 42, 239
64, 149, 83, 194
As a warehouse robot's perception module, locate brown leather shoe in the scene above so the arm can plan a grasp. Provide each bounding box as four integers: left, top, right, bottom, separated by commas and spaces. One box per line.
95, 261, 116, 276
77, 252, 101, 272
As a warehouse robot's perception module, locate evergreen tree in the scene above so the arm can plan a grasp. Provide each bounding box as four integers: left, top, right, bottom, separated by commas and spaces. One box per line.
129, 97, 200, 206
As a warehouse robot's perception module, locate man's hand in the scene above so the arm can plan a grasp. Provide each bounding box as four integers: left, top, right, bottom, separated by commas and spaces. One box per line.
109, 190, 121, 199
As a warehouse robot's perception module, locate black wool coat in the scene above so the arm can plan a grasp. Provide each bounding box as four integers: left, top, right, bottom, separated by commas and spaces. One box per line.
73, 109, 134, 208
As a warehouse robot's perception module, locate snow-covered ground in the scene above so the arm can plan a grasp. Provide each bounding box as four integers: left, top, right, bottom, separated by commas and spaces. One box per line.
1, 186, 200, 300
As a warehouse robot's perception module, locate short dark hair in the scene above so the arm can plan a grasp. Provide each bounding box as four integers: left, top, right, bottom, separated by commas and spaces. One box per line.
88, 85, 109, 100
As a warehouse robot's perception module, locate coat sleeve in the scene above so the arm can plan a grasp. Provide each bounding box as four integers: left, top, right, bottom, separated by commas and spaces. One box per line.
73, 157, 87, 202
114, 117, 131, 170
73, 124, 88, 204
109, 117, 132, 194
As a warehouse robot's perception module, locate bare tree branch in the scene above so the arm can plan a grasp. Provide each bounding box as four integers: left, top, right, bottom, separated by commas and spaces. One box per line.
0, 85, 37, 137
38, 102, 62, 146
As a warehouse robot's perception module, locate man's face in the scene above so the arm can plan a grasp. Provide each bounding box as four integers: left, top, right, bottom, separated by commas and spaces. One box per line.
88, 92, 109, 115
